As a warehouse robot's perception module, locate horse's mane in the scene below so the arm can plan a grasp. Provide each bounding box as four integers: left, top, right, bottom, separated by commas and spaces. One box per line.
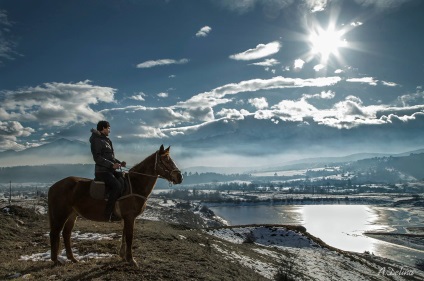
129, 150, 157, 172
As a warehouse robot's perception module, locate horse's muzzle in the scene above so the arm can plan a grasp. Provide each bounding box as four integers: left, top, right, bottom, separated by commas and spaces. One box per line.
171, 170, 183, 184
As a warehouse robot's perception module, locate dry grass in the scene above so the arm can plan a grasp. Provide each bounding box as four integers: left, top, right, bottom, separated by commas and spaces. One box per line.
0, 205, 267, 281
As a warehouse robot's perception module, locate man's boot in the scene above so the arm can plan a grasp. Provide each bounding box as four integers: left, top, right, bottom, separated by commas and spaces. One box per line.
104, 192, 121, 222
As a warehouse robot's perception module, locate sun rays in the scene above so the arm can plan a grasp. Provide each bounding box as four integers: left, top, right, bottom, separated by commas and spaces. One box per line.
308, 23, 348, 63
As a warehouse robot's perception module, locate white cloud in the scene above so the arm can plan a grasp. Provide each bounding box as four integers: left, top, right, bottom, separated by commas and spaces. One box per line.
157, 92, 169, 98
216, 108, 248, 120
0, 121, 35, 151
305, 0, 329, 12
229, 41, 281, 61
196, 26, 212, 37
250, 59, 280, 67
133, 126, 168, 139
102, 105, 190, 129
177, 76, 342, 110
136, 58, 189, 69
346, 77, 378, 86
248, 97, 268, 109
334, 69, 344, 74
350, 21, 363, 27
0, 81, 116, 127
293, 59, 305, 70
130, 93, 146, 101
397, 91, 424, 107
272, 99, 318, 122
313, 64, 325, 71
381, 81, 398, 87
303, 90, 335, 100
250, 58, 280, 67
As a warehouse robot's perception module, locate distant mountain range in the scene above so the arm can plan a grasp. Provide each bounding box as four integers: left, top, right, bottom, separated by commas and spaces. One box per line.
247, 148, 424, 173
0, 138, 91, 167
2, 138, 424, 175
1, 138, 423, 184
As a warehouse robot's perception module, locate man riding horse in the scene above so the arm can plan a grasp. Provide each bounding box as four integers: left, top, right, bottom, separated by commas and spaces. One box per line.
90, 120, 126, 222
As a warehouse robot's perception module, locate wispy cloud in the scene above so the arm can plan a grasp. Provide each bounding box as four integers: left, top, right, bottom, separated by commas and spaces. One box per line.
303, 90, 335, 100
229, 41, 281, 61
213, 0, 296, 14
381, 81, 398, 87
136, 58, 189, 69
346, 77, 378, 86
250, 58, 280, 67
157, 92, 169, 98
0, 9, 19, 64
177, 76, 342, 109
196, 26, 212, 37
353, 0, 414, 10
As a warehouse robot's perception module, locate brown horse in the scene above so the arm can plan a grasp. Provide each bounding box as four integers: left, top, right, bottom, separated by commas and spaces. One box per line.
48, 145, 183, 267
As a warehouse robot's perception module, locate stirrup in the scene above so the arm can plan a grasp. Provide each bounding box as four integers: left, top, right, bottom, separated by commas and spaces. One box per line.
108, 213, 121, 222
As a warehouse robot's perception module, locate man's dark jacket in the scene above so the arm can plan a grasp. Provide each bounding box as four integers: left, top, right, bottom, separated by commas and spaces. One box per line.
89, 129, 121, 173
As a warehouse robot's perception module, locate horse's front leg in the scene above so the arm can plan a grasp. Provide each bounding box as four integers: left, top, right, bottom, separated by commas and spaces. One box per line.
123, 216, 138, 267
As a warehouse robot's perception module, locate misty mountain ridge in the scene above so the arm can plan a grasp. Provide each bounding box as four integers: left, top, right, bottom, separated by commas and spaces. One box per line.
0, 138, 92, 167
1, 138, 424, 173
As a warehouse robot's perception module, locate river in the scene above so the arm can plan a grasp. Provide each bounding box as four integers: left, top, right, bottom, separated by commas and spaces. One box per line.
208, 204, 424, 267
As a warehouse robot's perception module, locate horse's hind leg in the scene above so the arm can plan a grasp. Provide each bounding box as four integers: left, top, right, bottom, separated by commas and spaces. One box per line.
119, 223, 126, 260
63, 212, 78, 263
49, 213, 69, 266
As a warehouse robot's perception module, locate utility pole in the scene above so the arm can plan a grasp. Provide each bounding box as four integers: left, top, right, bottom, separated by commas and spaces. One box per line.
9, 180, 11, 205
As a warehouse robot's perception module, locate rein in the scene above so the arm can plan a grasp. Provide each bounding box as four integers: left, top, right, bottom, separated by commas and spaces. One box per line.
117, 151, 178, 201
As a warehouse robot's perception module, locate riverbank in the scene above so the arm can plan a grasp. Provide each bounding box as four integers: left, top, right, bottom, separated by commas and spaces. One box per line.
365, 232, 424, 252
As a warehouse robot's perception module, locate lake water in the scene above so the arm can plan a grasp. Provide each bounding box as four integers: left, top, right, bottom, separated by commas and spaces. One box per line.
208, 204, 424, 267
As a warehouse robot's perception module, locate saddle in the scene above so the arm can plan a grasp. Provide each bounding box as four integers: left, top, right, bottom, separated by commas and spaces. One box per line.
89, 174, 129, 201
89, 181, 107, 200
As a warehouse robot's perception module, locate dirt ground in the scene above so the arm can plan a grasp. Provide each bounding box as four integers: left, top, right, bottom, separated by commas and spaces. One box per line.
0, 205, 268, 281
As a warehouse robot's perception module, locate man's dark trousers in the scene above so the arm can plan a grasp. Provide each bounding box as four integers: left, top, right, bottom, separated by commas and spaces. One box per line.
95, 171, 124, 217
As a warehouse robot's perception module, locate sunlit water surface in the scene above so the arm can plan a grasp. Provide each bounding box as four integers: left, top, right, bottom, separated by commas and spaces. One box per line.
208, 204, 424, 266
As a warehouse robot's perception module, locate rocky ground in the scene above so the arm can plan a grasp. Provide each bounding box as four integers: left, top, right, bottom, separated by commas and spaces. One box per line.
0, 198, 423, 280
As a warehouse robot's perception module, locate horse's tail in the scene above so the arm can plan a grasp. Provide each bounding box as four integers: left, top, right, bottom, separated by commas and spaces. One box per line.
47, 177, 80, 229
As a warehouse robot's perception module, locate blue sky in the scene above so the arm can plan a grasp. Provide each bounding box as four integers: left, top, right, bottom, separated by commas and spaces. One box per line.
0, 0, 424, 168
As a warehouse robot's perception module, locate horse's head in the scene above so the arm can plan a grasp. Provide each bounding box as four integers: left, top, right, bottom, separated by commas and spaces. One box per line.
155, 145, 183, 185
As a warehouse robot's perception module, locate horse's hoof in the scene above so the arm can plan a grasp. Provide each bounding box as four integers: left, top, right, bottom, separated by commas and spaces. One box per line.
52, 260, 64, 267
128, 259, 139, 268
119, 248, 126, 260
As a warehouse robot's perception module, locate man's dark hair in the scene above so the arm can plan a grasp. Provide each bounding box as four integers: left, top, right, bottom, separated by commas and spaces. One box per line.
97, 120, 110, 131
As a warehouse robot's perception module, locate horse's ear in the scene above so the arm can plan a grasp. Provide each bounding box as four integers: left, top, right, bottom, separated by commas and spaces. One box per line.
166, 146, 171, 152
159, 144, 165, 153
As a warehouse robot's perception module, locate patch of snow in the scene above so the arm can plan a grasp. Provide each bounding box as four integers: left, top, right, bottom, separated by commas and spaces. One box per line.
43, 231, 120, 241
20, 249, 113, 262
206, 226, 318, 248
206, 226, 424, 280
212, 244, 277, 279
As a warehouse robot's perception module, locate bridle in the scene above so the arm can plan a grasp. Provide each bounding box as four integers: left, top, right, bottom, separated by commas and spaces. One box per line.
126, 151, 180, 182
118, 151, 180, 202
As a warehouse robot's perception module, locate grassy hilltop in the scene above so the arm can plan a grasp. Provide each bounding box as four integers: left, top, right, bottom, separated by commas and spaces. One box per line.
0, 200, 423, 281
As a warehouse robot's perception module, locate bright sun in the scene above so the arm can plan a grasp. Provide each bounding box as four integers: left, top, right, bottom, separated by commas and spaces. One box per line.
309, 25, 347, 62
